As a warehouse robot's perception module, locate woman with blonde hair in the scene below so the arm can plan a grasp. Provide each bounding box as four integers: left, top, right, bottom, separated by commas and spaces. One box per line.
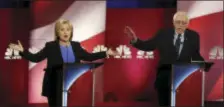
9, 19, 118, 107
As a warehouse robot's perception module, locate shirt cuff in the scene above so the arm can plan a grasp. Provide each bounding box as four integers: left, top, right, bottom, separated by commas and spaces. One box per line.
130, 39, 138, 44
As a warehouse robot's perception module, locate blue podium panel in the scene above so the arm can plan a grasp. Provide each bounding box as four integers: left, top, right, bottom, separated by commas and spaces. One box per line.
171, 64, 201, 106
61, 63, 103, 107
63, 64, 92, 91
62, 63, 92, 106
173, 64, 201, 90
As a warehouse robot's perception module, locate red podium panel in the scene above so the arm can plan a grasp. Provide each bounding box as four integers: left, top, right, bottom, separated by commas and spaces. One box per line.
176, 69, 203, 106
171, 62, 213, 106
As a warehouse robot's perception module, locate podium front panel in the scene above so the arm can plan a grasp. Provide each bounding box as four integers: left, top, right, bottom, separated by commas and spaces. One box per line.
62, 64, 92, 106
63, 64, 91, 90
171, 64, 202, 106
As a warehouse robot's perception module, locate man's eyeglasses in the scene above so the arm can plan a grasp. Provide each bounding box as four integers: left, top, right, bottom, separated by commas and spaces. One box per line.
174, 20, 188, 25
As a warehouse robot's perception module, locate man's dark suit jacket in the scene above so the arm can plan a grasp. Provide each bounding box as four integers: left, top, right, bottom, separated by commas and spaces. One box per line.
20, 40, 106, 97
132, 28, 204, 88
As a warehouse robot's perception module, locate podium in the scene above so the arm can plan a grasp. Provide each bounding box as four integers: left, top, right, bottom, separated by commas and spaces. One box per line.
62, 62, 104, 107
170, 61, 214, 106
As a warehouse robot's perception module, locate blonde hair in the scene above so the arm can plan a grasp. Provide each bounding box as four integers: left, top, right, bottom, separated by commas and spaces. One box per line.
54, 19, 73, 41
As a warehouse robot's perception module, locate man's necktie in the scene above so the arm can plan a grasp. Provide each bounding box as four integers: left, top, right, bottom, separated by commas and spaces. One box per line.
175, 34, 181, 56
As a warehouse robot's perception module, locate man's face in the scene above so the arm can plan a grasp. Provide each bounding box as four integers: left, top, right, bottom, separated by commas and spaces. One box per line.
173, 15, 188, 34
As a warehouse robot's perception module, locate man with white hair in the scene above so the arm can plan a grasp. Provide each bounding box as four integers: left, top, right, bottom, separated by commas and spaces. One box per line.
124, 11, 204, 106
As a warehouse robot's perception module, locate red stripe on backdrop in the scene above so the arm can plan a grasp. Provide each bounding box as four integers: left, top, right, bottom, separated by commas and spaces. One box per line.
31, 0, 74, 29
0, 8, 31, 106
104, 8, 175, 103
188, 11, 223, 101
80, 32, 105, 52
0, 9, 13, 106
188, 12, 223, 55
207, 71, 223, 100
10, 9, 31, 106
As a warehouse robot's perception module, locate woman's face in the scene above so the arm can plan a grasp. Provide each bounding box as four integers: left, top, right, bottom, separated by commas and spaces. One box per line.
58, 23, 72, 42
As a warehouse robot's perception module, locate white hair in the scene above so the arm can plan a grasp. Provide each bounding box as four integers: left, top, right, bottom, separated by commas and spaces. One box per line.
173, 11, 189, 22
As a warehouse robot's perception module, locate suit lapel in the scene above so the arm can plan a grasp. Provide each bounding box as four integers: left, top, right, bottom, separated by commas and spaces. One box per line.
55, 41, 64, 63
169, 29, 177, 54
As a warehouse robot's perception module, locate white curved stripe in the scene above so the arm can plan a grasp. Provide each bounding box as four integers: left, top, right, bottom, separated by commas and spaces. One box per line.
60, 1, 106, 42
29, 1, 106, 69
29, 63, 36, 70
178, 1, 223, 19
28, 38, 51, 69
